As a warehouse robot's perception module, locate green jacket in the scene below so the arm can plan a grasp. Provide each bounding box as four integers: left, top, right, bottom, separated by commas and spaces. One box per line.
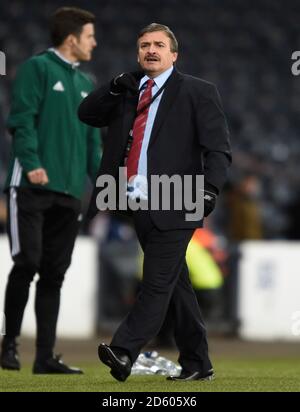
5, 50, 101, 199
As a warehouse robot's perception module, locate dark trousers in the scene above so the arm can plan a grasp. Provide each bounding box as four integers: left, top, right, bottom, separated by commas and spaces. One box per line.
4, 187, 81, 359
111, 209, 212, 373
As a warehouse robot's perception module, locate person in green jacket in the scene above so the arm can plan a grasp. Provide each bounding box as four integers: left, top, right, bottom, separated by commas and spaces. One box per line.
0, 7, 101, 374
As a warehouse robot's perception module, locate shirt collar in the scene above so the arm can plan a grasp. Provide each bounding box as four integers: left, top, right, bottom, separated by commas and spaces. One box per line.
139, 66, 174, 90
48, 48, 80, 68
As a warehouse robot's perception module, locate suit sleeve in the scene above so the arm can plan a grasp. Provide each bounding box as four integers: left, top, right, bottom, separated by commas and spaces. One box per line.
87, 126, 102, 182
78, 83, 123, 128
7, 59, 44, 173
196, 84, 232, 192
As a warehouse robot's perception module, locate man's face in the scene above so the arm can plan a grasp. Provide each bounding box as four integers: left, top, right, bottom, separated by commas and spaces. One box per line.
137, 31, 178, 77
72, 23, 97, 61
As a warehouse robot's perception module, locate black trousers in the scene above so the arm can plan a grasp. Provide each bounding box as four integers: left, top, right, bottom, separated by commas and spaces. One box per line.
111, 209, 212, 374
4, 187, 81, 359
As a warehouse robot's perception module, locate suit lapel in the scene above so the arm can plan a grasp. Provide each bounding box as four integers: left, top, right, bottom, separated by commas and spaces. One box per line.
148, 69, 183, 149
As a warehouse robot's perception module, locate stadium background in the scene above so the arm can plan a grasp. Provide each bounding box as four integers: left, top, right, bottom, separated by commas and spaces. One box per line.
1, 0, 300, 392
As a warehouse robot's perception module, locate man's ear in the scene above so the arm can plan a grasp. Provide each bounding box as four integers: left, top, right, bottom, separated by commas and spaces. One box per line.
66, 33, 77, 47
172, 52, 178, 63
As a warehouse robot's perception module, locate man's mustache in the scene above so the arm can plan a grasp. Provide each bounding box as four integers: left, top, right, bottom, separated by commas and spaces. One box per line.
144, 54, 160, 61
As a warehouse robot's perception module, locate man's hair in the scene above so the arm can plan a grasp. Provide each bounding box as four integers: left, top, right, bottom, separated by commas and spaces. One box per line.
50, 7, 95, 47
137, 23, 178, 53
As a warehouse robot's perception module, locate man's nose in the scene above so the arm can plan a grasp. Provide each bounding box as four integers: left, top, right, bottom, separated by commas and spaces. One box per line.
148, 44, 156, 53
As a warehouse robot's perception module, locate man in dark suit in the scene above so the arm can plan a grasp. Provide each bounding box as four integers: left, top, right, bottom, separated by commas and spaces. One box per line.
78, 23, 231, 382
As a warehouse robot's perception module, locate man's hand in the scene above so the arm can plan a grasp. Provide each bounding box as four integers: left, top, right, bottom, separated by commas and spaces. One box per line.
110, 72, 139, 95
203, 181, 218, 217
27, 168, 49, 185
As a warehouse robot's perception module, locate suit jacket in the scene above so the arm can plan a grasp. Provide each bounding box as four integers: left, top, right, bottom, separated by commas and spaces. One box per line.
78, 68, 231, 230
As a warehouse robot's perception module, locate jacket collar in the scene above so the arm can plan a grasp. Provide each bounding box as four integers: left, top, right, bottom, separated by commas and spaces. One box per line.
46, 49, 79, 71
139, 66, 174, 91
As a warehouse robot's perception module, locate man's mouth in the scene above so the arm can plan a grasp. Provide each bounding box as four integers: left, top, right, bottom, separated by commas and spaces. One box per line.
145, 56, 160, 62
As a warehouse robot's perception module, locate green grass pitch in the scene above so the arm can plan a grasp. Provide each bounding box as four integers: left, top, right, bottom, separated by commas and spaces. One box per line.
1, 358, 300, 392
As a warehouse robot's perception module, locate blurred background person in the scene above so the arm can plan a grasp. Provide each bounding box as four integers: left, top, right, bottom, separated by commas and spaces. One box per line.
0, 6, 101, 374
226, 173, 263, 241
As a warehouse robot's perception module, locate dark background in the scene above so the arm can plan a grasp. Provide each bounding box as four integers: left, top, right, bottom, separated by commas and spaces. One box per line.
0, 0, 299, 239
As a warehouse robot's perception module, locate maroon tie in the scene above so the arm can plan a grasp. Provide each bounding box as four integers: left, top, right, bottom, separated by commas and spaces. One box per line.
126, 79, 155, 180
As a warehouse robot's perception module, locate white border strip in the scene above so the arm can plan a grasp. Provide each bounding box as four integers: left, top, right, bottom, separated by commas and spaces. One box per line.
10, 158, 22, 187
9, 188, 20, 256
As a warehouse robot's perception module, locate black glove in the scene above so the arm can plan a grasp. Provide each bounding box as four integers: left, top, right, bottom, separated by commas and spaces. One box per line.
110, 72, 139, 95
203, 182, 218, 217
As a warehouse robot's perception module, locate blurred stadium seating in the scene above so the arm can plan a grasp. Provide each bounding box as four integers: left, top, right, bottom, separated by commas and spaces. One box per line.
0, 0, 299, 238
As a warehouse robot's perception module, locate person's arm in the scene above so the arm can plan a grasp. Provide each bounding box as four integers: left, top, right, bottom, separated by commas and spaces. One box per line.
196, 83, 232, 193
7, 58, 46, 176
78, 72, 139, 128
78, 83, 123, 128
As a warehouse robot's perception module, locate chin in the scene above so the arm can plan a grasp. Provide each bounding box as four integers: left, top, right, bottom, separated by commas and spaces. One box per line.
143, 65, 157, 73
81, 54, 92, 62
